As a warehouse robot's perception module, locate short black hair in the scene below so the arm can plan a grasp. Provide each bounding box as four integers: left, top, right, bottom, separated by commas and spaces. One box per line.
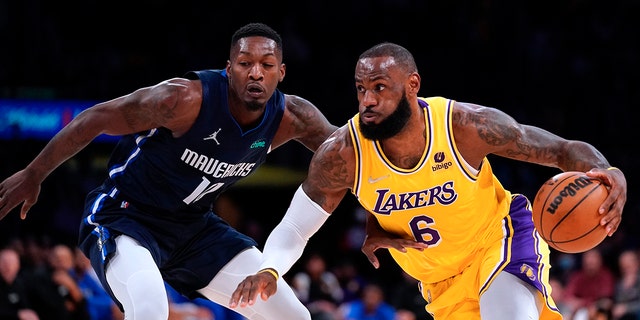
231, 22, 283, 52
359, 42, 418, 73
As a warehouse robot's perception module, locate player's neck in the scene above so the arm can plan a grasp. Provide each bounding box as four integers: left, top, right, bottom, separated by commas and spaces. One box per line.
379, 110, 426, 169
228, 95, 266, 130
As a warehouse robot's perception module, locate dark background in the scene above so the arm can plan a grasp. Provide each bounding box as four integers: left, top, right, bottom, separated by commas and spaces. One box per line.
1, 0, 638, 282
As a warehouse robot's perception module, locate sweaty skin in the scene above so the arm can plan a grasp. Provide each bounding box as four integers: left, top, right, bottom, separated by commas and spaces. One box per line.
0, 36, 336, 221
228, 48, 626, 311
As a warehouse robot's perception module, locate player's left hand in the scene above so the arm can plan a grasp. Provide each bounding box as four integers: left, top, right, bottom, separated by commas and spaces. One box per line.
586, 167, 627, 236
361, 234, 428, 269
229, 270, 278, 309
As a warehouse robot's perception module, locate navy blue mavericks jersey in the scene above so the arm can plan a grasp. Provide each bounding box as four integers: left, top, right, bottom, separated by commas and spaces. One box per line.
106, 69, 284, 215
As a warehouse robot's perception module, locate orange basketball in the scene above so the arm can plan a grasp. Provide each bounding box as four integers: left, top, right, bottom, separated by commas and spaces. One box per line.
532, 171, 609, 253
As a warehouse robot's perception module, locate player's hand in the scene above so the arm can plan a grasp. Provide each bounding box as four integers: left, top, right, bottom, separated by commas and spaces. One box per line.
0, 169, 42, 221
361, 234, 428, 269
586, 167, 627, 236
229, 269, 278, 309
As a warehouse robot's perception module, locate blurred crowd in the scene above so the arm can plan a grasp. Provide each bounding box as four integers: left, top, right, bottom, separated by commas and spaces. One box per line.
0, 238, 247, 320
2, 232, 639, 320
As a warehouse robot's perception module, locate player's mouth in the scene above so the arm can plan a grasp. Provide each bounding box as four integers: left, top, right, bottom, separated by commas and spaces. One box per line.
361, 110, 379, 123
247, 83, 265, 98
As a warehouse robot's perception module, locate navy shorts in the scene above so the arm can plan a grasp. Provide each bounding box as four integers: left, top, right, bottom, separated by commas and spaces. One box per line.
78, 180, 257, 305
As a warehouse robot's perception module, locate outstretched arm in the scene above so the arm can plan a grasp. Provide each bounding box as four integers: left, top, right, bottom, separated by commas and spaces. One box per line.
0, 78, 201, 220
229, 126, 352, 308
452, 101, 627, 236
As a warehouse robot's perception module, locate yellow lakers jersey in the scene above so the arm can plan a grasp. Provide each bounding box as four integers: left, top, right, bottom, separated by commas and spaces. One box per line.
348, 96, 513, 284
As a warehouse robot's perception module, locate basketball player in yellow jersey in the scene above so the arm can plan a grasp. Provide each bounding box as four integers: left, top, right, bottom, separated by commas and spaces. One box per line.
229, 42, 628, 319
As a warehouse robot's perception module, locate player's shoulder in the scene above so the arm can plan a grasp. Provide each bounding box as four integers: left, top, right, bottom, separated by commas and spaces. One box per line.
163, 76, 198, 87
283, 94, 318, 112
182, 68, 226, 81
282, 94, 329, 128
319, 125, 353, 158
159, 77, 202, 101
420, 96, 449, 103
418, 96, 457, 115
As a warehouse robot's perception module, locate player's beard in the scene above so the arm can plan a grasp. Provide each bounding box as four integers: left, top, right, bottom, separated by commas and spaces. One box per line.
359, 93, 411, 141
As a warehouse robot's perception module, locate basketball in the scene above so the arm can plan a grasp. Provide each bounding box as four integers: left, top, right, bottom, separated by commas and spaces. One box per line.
532, 171, 609, 253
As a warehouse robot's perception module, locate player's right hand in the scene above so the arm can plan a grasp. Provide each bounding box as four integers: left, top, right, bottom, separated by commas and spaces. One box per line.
586, 167, 627, 236
0, 169, 41, 221
229, 270, 278, 309
361, 235, 429, 269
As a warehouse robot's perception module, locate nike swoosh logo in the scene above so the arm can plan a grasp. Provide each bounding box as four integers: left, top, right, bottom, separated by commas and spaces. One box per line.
368, 175, 390, 184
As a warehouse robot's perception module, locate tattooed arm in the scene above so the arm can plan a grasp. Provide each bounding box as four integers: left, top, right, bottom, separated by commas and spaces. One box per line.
0, 78, 202, 220
271, 94, 338, 152
451, 101, 626, 235
301, 125, 354, 211
452, 101, 607, 170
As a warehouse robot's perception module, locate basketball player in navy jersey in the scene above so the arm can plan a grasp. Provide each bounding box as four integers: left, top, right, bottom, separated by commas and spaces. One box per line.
0, 23, 336, 320
229, 42, 627, 319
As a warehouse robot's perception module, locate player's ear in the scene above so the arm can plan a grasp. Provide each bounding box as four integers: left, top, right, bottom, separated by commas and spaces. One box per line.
279, 63, 286, 82
407, 72, 420, 94
226, 61, 232, 77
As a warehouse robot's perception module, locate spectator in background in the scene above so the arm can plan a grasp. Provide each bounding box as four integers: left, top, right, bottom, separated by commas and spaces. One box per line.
72, 248, 118, 320
0, 247, 39, 320
552, 252, 578, 284
564, 248, 616, 320
393, 310, 416, 320
165, 282, 247, 320
19, 236, 51, 278
590, 299, 614, 320
331, 258, 367, 304
47, 244, 89, 320
549, 275, 571, 319
387, 271, 432, 320
611, 249, 640, 320
337, 283, 395, 320
164, 282, 214, 320
18, 240, 77, 320
292, 253, 344, 319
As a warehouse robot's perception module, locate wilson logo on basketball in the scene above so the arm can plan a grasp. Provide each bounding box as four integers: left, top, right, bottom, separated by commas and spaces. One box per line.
532, 171, 608, 253
545, 176, 594, 214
